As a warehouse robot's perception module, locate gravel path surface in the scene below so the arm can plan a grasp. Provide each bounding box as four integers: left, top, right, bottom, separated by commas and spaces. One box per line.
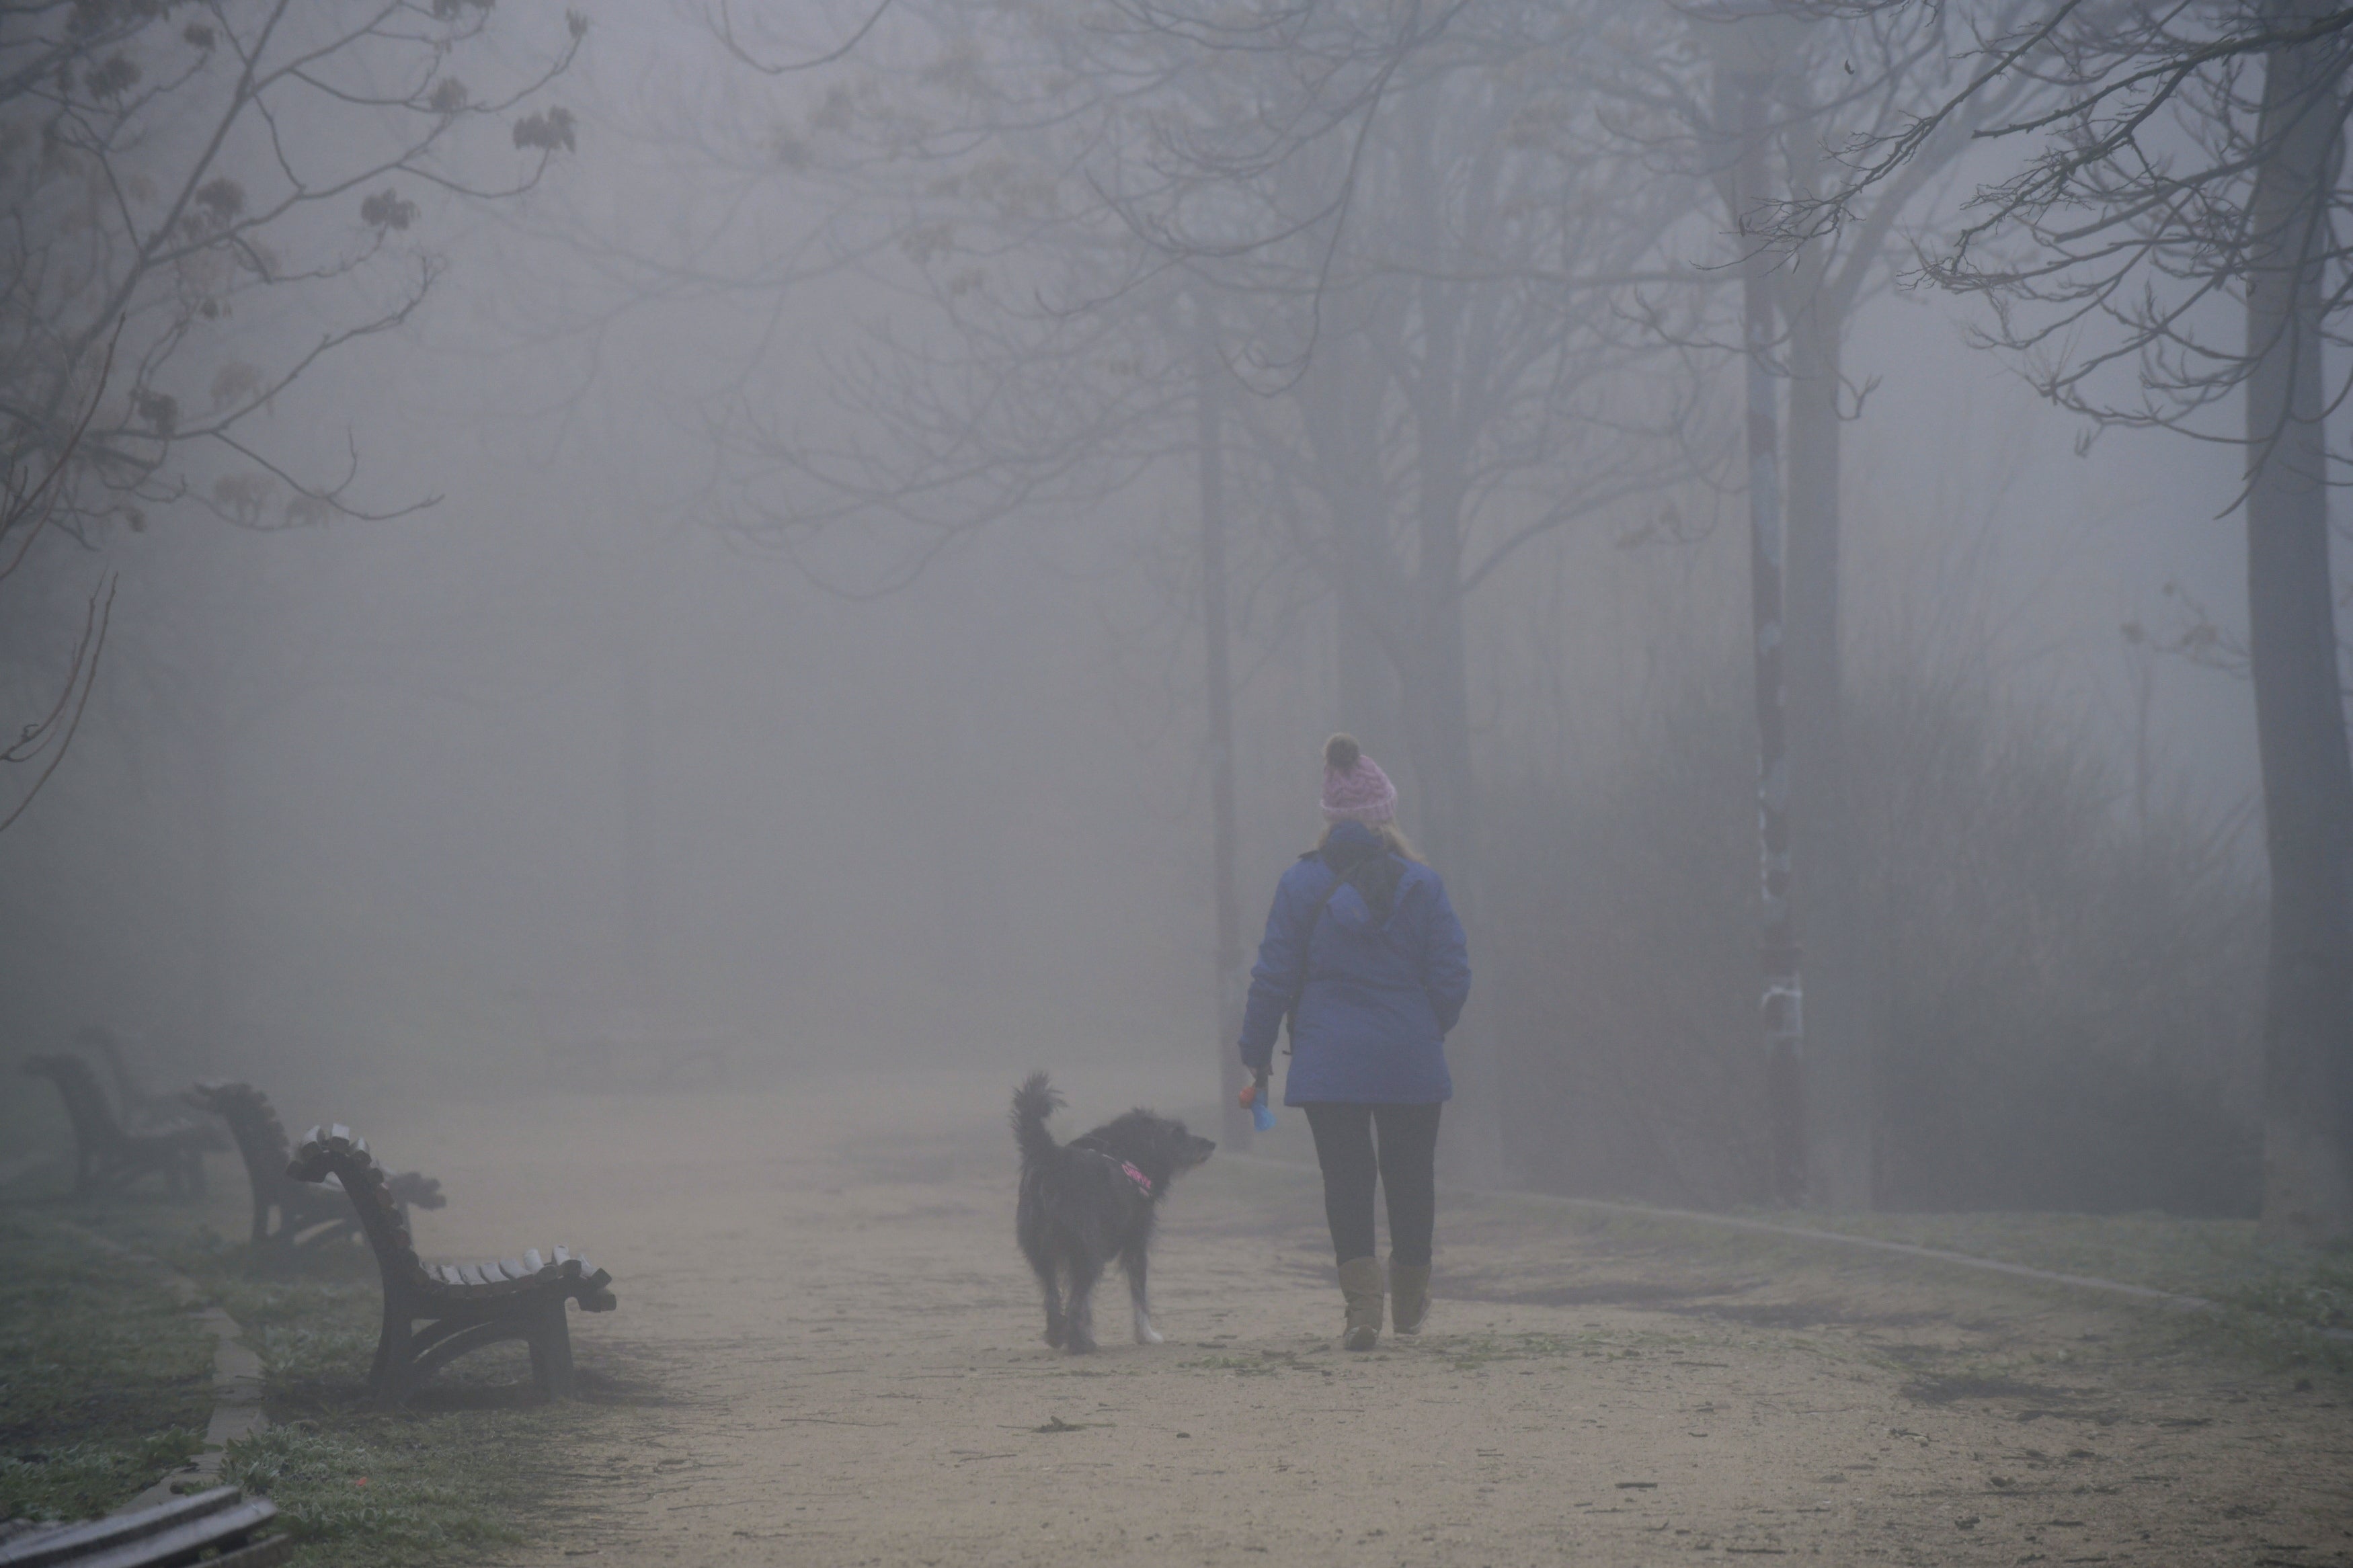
367, 1068, 2353, 1567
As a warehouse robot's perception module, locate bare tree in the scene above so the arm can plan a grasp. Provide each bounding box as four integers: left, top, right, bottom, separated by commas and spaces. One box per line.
674, 3, 1277, 1139
0, 1, 581, 828
0, 365, 112, 832
1074, 0, 2057, 1199
1687, 12, 1809, 1204
681, 0, 1716, 1176
1189, 302, 1256, 1149
1598, 0, 2048, 1206
1088, 3, 1716, 1176
2, 1, 585, 530
1784, 0, 2353, 1241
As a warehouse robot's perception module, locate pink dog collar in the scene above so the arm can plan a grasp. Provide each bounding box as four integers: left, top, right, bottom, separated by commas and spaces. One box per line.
1120, 1161, 1153, 1195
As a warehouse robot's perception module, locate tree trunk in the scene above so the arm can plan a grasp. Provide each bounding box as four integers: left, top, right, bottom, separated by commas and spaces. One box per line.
1196, 316, 1252, 1150
1389, 454, 1505, 1181
616, 622, 659, 1012
1734, 65, 1806, 1206
1334, 596, 1398, 755
1394, 595, 1502, 1181
2247, 8, 2353, 1242
1310, 334, 1402, 757
192, 710, 231, 1074
1783, 276, 1872, 1210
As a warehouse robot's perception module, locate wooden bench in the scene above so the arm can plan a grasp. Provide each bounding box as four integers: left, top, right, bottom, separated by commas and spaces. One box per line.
287, 1125, 616, 1405
184, 1082, 445, 1257
0, 1485, 286, 1567
22, 1054, 213, 1197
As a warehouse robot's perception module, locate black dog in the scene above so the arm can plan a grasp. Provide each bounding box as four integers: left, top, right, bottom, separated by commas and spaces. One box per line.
1012, 1073, 1214, 1353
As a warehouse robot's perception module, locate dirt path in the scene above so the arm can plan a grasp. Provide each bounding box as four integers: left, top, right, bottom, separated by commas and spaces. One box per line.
366, 1068, 2353, 1566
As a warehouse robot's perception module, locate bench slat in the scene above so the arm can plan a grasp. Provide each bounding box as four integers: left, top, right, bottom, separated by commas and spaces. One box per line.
0, 1488, 271, 1568
200, 1532, 294, 1567
58, 1500, 278, 1568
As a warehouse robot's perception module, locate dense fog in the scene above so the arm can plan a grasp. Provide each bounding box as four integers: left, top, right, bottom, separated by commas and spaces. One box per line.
0, 1, 2324, 1221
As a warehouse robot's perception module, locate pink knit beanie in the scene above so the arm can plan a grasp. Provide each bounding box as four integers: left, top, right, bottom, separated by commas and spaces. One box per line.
1319, 733, 1398, 825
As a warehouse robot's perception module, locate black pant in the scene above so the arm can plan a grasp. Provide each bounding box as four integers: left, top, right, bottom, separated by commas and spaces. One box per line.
1302, 1102, 1442, 1268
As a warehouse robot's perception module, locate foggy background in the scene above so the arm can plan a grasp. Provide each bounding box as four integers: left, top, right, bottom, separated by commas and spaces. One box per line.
0, 3, 2284, 1216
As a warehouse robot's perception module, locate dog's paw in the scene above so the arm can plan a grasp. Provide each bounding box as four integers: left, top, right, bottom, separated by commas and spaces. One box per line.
1043, 1325, 1065, 1349
1066, 1335, 1098, 1355
1133, 1323, 1164, 1345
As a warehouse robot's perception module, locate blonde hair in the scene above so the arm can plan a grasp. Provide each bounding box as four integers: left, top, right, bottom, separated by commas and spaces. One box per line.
1318, 819, 1421, 862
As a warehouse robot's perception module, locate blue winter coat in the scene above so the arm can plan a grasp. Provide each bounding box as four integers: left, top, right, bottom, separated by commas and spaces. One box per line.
1238, 821, 1471, 1105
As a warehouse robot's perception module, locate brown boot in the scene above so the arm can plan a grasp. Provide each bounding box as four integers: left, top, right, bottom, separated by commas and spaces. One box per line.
1337, 1256, 1384, 1351
1389, 1259, 1431, 1335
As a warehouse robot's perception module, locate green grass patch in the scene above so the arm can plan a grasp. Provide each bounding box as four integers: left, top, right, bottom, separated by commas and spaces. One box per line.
1, 1188, 642, 1563
1764, 1208, 2298, 1298
2207, 1249, 2353, 1373
221, 1417, 555, 1567
200, 1237, 624, 1567
0, 1212, 210, 1523
1474, 1194, 2353, 1378
1755, 1208, 2353, 1375
0, 1431, 206, 1526
2224, 1249, 2353, 1333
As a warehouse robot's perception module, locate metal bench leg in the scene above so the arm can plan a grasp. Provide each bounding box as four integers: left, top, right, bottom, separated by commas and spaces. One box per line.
370, 1298, 413, 1406
528, 1298, 577, 1401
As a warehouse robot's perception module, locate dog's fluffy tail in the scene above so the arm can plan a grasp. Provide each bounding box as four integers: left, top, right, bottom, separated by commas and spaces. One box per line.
1011, 1071, 1064, 1167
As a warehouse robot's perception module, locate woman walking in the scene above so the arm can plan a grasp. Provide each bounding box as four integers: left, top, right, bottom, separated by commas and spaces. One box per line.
1238, 734, 1471, 1350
